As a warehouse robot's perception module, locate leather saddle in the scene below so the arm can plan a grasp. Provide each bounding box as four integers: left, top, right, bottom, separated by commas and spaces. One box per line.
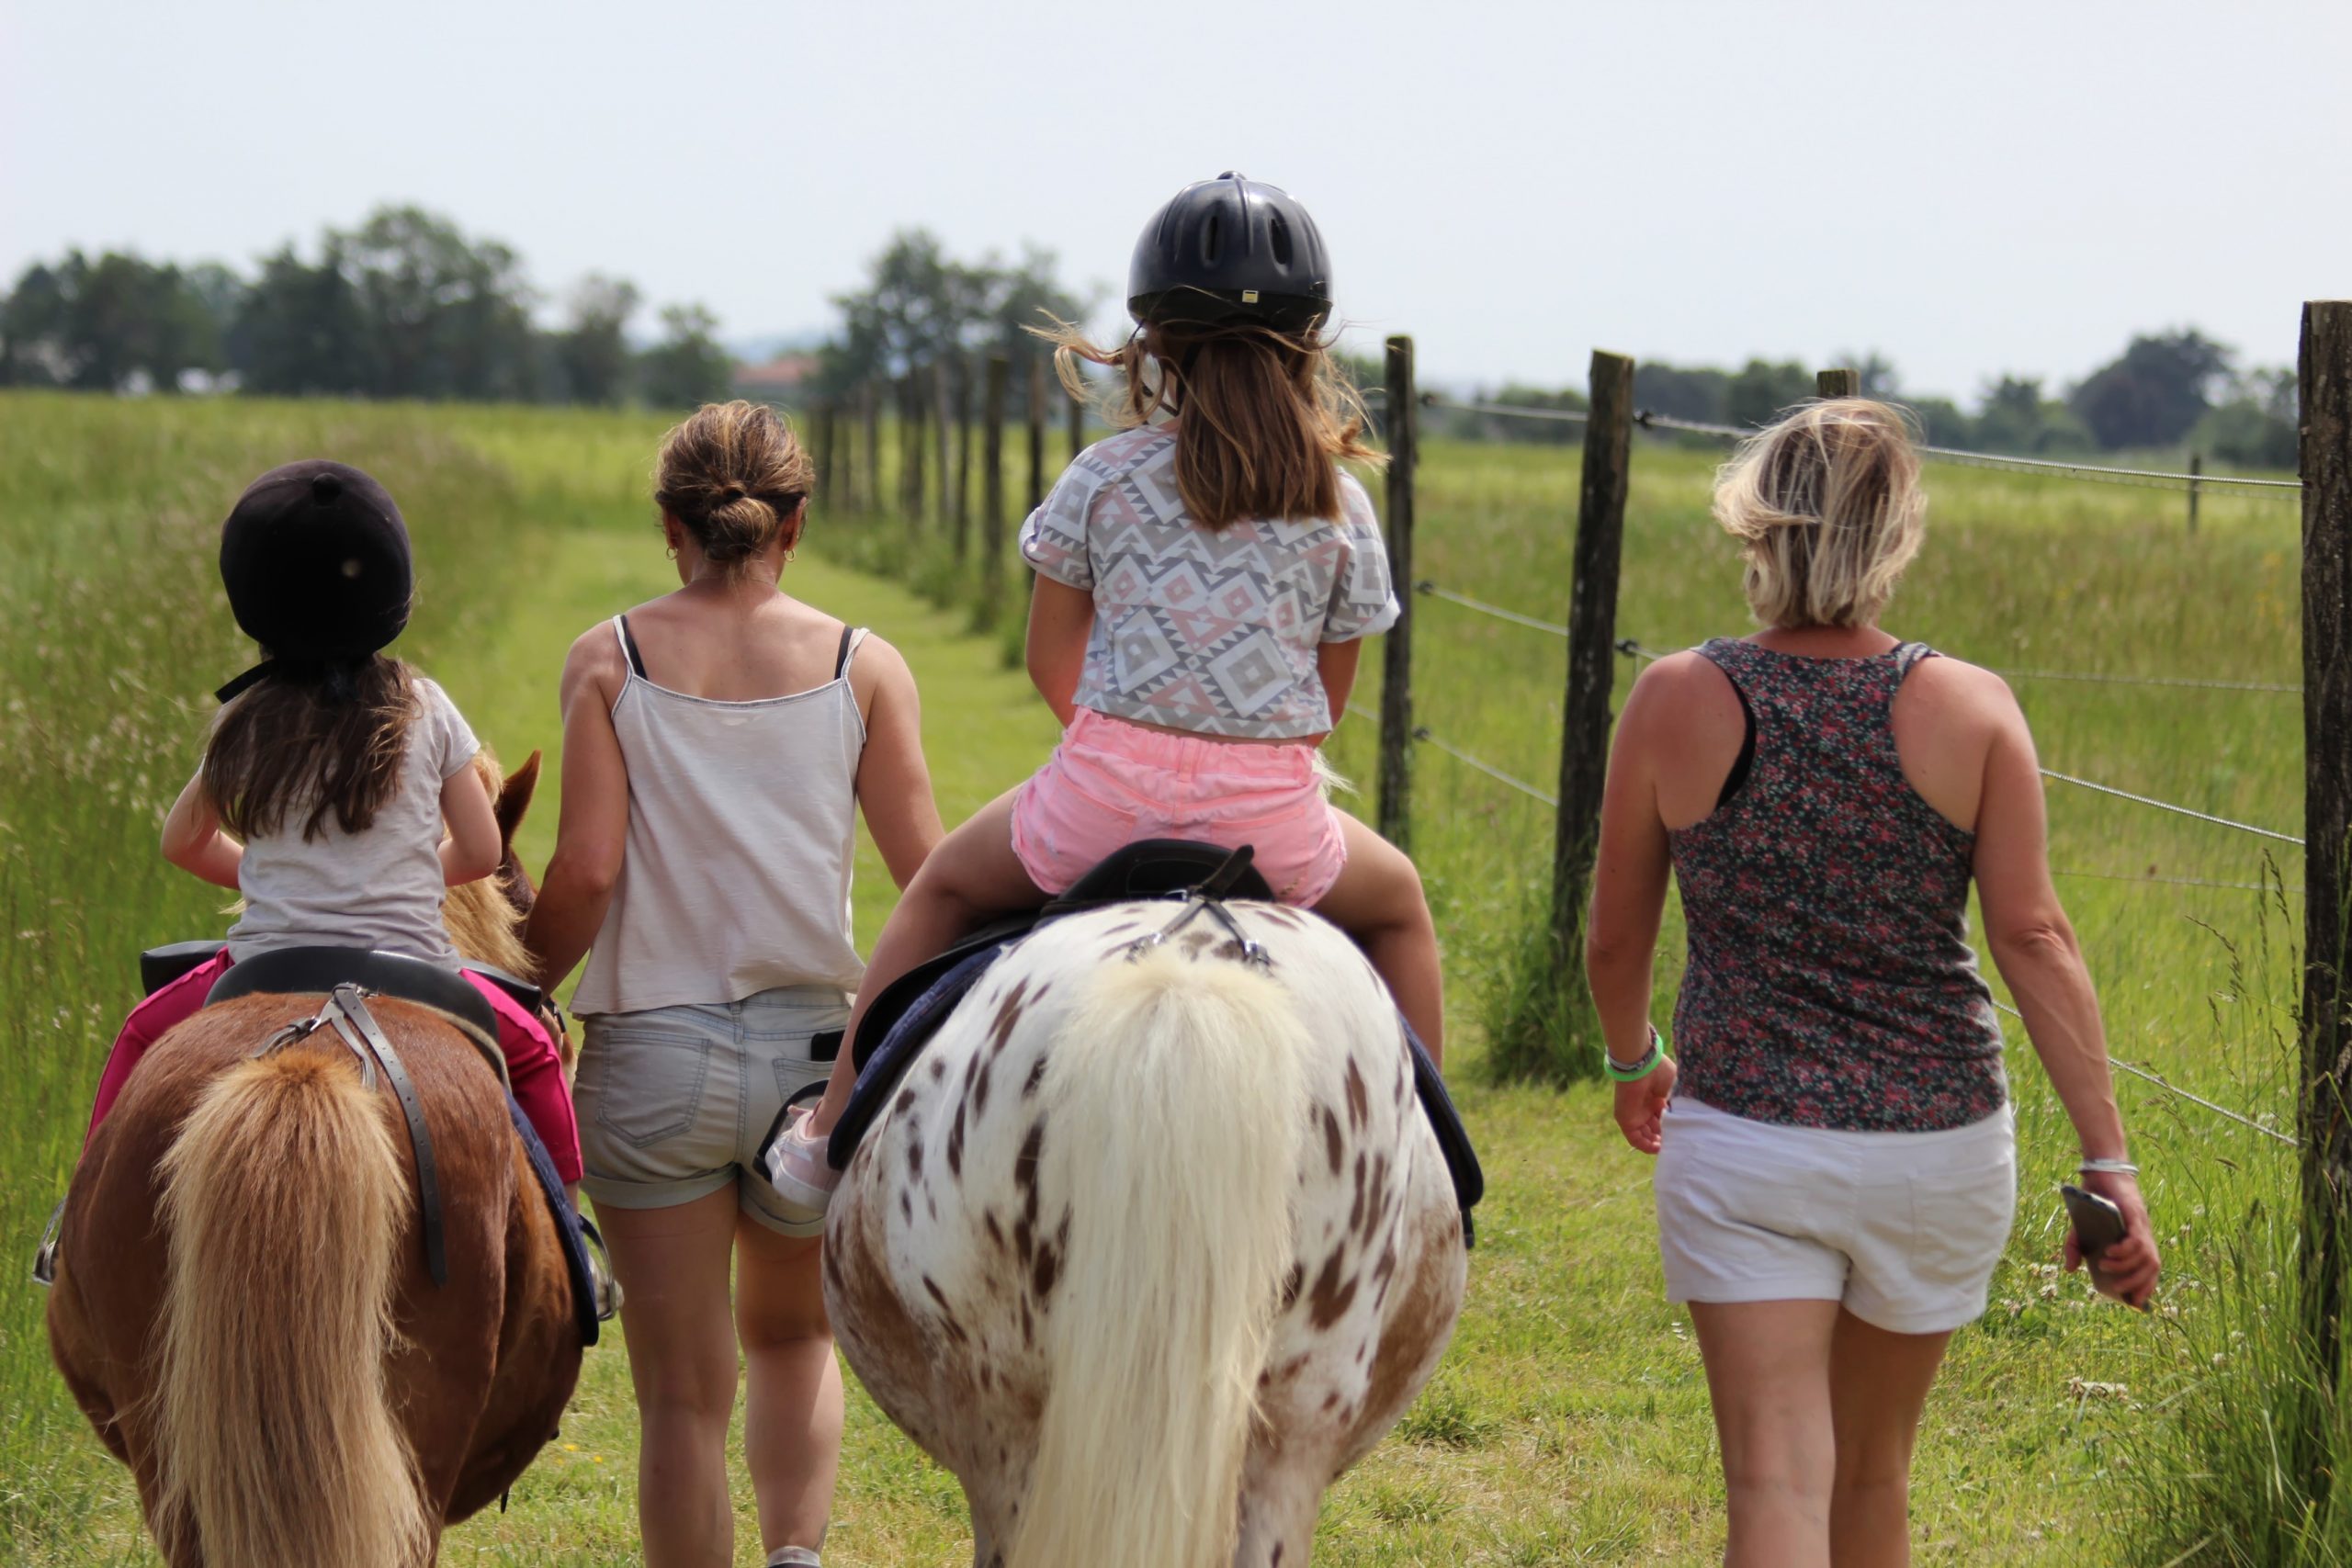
814, 840, 1486, 1243
134, 941, 613, 1340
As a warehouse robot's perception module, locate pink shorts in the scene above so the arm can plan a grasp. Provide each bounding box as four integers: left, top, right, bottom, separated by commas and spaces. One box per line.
1010, 708, 1348, 906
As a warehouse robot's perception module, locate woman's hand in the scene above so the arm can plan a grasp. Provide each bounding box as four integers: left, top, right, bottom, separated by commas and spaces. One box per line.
1612, 1055, 1677, 1155
2066, 1168, 2161, 1309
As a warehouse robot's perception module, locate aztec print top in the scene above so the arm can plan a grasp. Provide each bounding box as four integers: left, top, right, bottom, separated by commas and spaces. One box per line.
1018, 424, 1400, 739
1668, 638, 2007, 1132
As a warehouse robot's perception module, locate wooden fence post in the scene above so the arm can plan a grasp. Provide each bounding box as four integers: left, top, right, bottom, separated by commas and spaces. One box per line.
859, 382, 881, 516
1548, 350, 1637, 1024
1027, 356, 1048, 517
954, 356, 974, 562
1817, 367, 1860, 399
902, 375, 926, 536
815, 399, 836, 507
933, 361, 953, 530
983, 353, 1009, 601
2301, 299, 2352, 1420
1067, 367, 1086, 463
1377, 335, 1417, 850
2188, 452, 2204, 536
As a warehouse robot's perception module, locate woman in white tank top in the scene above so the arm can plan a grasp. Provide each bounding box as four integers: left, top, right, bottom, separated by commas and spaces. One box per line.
524, 402, 942, 1568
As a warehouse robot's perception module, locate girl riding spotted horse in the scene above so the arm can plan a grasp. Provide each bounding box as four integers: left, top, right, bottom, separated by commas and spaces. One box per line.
763, 171, 1445, 1212
81, 460, 582, 1192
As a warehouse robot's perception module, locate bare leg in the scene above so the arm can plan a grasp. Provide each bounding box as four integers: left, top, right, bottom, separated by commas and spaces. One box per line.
808, 788, 1042, 1131
1313, 808, 1445, 1065
736, 1207, 843, 1559
596, 1188, 742, 1568
1827, 1310, 1952, 1568
1689, 1299, 1842, 1568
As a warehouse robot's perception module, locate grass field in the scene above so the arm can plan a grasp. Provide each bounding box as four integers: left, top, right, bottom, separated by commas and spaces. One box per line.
0, 390, 2320, 1565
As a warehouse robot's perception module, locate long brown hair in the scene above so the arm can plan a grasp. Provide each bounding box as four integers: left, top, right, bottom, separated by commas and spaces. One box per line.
203, 657, 419, 842
654, 400, 815, 579
1037, 320, 1381, 530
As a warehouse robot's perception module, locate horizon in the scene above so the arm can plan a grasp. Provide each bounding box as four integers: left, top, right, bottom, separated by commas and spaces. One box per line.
4, 1, 2344, 406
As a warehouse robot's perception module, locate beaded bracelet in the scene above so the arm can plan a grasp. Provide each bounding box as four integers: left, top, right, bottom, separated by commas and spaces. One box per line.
1605, 1024, 1667, 1083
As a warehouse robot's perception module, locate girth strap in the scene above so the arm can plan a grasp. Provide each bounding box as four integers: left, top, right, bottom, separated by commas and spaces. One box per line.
258, 986, 448, 1289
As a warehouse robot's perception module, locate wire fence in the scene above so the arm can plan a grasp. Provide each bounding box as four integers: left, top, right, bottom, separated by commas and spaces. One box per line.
1987, 998, 2297, 1149
1425, 391, 2301, 495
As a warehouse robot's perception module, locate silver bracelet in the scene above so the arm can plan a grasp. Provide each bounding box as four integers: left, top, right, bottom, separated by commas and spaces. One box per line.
2078, 1157, 2140, 1177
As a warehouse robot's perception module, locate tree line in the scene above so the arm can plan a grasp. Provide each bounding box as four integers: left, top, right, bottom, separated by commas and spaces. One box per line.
811, 229, 1092, 400
0, 205, 736, 408
1442, 329, 2298, 469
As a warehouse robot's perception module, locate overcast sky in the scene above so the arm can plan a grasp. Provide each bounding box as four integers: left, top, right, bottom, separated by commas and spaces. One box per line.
3, 0, 2344, 404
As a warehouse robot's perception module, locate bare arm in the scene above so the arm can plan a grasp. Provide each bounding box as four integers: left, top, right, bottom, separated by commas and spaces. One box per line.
1974, 688, 2160, 1304
160, 768, 243, 889
1316, 638, 1362, 733
851, 637, 944, 892
1585, 664, 1679, 1154
1024, 575, 1095, 728
521, 629, 632, 992
438, 762, 501, 886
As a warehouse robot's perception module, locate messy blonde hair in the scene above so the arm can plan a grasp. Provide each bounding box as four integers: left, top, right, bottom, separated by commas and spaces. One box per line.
654, 400, 815, 580
1713, 398, 1927, 629
1035, 319, 1381, 530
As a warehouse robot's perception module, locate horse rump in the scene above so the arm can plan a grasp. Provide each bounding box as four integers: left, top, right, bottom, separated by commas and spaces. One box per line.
153, 1041, 431, 1568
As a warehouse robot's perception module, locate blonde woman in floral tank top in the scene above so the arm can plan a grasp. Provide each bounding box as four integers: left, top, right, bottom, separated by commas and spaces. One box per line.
1585, 400, 2159, 1567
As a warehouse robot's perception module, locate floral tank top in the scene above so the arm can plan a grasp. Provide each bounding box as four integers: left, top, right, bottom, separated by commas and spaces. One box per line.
1668, 638, 2007, 1132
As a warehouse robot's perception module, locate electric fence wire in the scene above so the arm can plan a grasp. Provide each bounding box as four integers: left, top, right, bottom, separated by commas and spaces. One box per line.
1988, 998, 2297, 1148
1623, 406, 2299, 492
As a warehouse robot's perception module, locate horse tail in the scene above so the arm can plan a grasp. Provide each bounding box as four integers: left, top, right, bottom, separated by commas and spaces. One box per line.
154, 1047, 429, 1568
1008, 947, 1310, 1568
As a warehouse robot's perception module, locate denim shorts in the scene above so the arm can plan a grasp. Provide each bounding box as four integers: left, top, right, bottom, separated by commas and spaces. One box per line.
575, 986, 849, 1236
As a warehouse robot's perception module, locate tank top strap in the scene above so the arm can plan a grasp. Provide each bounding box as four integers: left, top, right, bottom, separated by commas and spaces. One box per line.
614, 615, 647, 680
834, 625, 868, 680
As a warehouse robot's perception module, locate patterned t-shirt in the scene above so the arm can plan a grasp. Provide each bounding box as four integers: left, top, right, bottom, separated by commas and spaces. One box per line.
1017, 424, 1399, 739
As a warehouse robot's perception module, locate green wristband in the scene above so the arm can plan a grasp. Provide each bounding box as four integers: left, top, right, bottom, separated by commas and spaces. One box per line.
1605, 1025, 1667, 1082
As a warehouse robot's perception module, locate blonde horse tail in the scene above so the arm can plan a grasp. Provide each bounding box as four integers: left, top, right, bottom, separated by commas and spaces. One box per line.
155, 1048, 428, 1568
1008, 948, 1310, 1568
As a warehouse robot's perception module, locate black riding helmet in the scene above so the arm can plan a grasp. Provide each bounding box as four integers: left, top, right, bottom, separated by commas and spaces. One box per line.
215, 459, 413, 702
1127, 172, 1333, 334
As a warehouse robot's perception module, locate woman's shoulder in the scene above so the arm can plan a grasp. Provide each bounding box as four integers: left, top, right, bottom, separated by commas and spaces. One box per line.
1080, 423, 1175, 475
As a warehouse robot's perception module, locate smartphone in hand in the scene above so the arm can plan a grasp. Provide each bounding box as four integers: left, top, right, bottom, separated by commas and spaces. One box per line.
2061, 1183, 2148, 1312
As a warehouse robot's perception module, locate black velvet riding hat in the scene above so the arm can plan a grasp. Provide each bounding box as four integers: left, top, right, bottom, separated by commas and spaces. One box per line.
215, 460, 413, 701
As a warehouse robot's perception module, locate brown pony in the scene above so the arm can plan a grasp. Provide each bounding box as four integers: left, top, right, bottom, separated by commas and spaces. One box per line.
45, 750, 583, 1568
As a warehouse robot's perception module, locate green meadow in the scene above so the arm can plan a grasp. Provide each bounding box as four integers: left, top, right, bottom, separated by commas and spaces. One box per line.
0, 391, 2320, 1565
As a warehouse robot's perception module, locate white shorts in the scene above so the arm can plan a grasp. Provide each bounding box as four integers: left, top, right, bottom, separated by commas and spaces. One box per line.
1655, 1095, 2017, 1336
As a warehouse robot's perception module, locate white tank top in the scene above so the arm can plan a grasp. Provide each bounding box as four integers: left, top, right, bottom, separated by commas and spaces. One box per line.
571, 615, 868, 1016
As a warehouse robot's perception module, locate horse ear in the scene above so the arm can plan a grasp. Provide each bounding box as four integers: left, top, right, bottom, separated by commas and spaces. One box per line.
495, 750, 542, 849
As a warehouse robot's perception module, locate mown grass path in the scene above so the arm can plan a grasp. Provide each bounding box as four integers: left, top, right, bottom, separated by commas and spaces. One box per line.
5, 396, 2258, 1565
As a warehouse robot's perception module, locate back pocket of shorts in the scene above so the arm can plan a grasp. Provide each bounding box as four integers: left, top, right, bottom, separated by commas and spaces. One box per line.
588, 1026, 711, 1148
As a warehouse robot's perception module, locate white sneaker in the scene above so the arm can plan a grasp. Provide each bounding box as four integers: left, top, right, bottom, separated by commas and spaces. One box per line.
758, 1104, 842, 1221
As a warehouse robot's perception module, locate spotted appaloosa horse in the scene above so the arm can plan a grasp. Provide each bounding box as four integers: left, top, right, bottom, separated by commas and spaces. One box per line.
825, 901, 1468, 1568
45, 751, 582, 1568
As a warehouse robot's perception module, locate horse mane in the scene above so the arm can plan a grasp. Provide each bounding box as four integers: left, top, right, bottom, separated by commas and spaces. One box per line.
441, 750, 531, 977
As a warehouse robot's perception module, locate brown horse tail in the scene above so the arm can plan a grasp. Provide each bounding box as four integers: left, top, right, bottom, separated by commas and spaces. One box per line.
154, 1046, 430, 1568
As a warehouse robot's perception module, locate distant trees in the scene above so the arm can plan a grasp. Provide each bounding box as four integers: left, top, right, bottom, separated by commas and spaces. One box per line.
817, 229, 1094, 397
0, 204, 736, 408
1430, 330, 2295, 469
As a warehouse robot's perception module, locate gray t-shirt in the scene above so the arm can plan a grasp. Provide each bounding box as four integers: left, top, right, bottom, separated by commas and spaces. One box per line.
226, 675, 480, 965
1017, 425, 1400, 739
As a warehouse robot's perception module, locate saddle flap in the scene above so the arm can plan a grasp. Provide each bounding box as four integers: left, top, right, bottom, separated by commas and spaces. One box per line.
141, 940, 229, 996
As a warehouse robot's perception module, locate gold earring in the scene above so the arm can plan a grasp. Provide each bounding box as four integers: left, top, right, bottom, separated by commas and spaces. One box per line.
665, 544, 679, 560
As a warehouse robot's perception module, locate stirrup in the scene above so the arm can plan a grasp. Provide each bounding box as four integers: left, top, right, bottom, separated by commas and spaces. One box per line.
31, 1196, 62, 1287
578, 1215, 624, 1323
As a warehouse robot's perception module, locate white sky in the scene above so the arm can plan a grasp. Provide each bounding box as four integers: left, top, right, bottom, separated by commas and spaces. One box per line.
3, 0, 2345, 403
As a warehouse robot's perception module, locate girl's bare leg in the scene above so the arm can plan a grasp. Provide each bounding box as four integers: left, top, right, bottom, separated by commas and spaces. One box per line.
1313, 808, 1445, 1066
